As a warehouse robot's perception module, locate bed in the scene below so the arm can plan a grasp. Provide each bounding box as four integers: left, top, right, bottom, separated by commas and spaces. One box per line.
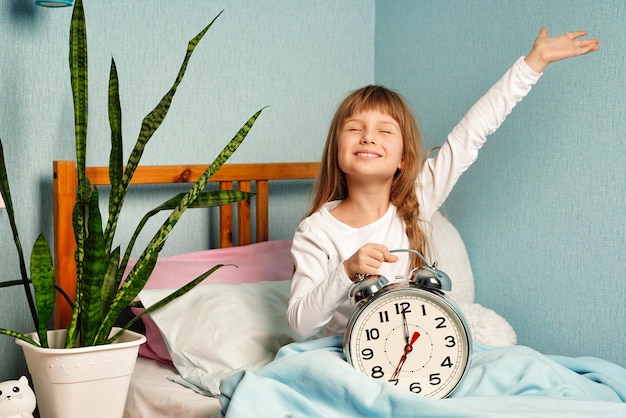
52, 160, 626, 418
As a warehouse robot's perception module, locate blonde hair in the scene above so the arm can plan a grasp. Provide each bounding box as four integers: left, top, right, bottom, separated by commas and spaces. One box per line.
308, 85, 428, 268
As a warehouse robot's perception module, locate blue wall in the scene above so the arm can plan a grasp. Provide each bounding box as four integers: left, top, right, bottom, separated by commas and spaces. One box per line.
1, 0, 623, 382
0, 0, 375, 381
376, 0, 625, 366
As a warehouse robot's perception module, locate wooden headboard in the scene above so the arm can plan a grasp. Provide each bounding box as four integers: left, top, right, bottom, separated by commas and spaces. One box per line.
52, 160, 319, 328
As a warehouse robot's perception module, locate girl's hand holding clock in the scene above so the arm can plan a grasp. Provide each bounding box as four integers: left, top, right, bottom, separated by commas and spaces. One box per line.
344, 243, 398, 282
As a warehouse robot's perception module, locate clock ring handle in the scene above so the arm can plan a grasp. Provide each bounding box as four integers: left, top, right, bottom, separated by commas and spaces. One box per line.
390, 248, 452, 292
389, 248, 432, 267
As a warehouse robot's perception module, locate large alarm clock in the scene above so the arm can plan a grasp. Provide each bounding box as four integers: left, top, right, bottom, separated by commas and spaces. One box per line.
343, 249, 472, 399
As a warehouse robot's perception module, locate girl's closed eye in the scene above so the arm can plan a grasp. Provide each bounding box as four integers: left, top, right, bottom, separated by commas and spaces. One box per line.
378, 124, 398, 135
344, 124, 362, 133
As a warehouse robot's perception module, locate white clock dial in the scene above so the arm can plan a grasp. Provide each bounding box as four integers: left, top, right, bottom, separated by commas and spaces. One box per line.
345, 286, 471, 399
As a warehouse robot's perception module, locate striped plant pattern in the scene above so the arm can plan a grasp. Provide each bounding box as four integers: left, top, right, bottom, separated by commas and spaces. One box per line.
0, 0, 261, 348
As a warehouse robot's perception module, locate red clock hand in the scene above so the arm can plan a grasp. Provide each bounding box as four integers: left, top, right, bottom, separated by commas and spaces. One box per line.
389, 331, 420, 382
407, 331, 419, 351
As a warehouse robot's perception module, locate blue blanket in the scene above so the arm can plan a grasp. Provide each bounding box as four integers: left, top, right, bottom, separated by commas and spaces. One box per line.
220, 336, 626, 417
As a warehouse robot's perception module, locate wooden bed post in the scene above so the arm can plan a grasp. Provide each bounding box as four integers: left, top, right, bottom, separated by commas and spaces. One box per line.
219, 181, 234, 247
237, 181, 252, 245
52, 161, 78, 329
256, 180, 269, 242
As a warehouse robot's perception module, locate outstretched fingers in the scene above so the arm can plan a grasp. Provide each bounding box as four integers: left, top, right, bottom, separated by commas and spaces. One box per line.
575, 38, 600, 54
566, 30, 589, 40
564, 29, 599, 53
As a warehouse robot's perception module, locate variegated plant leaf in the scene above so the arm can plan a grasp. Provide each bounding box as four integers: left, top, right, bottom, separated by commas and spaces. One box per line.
80, 187, 107, 346
65, 194, 88, 346
64, 300, 81, 349
70, 0, 88, 199
152, 190, 254, 212
30, 233, 55, 348
98, 247, 121, 325
65, 0, 92, 348
108, 58, 123, 197
0, 329, 39, 347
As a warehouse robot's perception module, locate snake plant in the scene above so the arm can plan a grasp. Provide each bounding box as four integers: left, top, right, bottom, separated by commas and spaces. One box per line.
0, 0, 262, 348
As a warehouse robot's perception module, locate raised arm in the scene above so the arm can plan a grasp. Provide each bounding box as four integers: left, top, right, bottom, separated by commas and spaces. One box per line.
418, 28, 599, 218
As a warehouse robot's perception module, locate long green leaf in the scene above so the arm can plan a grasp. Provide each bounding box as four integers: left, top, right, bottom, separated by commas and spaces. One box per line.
0, 329, 39, 347
65, 194, 88, 347
153, 190, 254, 213
108, 58, 123, 197
103, 11, 224, 252
30, 234, 55, 348
0, 139, 38, 330
65, 0, 91, 347
64, 297, 80, 348
67, 0, 89, 348
80, 187, 107, 346
69, 0, 88, 200
99, 247, 121, 323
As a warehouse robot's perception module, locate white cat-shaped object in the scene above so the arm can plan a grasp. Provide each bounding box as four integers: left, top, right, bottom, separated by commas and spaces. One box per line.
0, 376, 36, 418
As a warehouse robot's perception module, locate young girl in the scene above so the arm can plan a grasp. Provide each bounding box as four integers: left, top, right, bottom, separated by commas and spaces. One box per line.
287, 28, 599, 341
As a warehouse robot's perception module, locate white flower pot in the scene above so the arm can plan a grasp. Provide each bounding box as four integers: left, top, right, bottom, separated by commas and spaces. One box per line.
16, 328, 146, 418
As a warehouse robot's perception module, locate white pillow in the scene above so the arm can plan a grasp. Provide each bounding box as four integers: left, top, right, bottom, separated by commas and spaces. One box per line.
139, 280, 294, 397
427, 211, 475, 304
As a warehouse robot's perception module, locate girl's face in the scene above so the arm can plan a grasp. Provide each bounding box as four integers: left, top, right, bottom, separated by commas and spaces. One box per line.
337, 110, 404, 185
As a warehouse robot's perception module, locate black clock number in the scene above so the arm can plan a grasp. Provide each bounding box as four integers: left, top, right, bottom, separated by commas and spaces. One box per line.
378, 310, 389, 323
409, 382, 422, 393
444, 335, 456, 347
429, 373, 441, 386
371, 365, 384, 379
394, 302, 411, 315
435, 316, 447, 329
441, 356, 453, 368
361, 348, 374, 360
365, 328, 380, 341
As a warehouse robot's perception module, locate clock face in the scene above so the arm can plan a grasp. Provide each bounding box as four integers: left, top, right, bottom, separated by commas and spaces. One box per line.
344, 285, 471, 399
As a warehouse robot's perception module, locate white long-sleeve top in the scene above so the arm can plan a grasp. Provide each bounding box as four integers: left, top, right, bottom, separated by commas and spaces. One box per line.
288, 57, 541, 340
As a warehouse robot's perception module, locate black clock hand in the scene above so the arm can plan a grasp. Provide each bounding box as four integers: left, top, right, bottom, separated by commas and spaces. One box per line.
402, 312, 410, 345
389, 331, 420, 382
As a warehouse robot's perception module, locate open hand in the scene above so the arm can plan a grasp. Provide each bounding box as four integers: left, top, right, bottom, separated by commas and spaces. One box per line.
525, 28, 599, 73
